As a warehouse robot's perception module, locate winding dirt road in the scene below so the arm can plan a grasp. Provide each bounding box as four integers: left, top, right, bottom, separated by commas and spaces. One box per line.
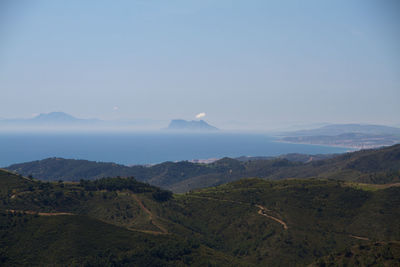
187, 195, 289, 230
255, 204, 288, 230
349, 235, 369, 241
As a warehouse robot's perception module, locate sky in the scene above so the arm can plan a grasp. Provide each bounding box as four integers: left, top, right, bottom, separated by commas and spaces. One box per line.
1, 0, 399, 130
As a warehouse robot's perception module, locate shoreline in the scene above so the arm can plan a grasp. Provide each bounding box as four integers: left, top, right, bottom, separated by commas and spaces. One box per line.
275, 139, 393, 151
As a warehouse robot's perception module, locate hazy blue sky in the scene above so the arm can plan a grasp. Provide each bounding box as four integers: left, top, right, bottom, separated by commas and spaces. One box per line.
1, 0, 399, 130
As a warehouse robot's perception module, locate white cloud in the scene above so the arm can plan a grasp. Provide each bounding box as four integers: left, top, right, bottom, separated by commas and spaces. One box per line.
195, 112, 206, 119
113, 106, 119, 110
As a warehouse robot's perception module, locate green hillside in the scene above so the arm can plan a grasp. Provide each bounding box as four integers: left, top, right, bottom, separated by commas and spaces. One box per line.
6, 144, 400, 192
1, 168, 399, 266
160, 179, 400, 266
264, 143, 400, 183
0, 169, 240, 266
5, 158, 135, 181
310, 241, 400, 266
0, 213, 239, 266
170, 144, 400, 192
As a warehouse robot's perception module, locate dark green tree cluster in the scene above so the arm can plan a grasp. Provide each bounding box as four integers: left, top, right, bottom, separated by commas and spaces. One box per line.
79, 177, 153, 192
79, 177, 172, 201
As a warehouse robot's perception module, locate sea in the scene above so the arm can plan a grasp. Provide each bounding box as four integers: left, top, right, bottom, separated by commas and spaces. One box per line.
0, 132, 350, 167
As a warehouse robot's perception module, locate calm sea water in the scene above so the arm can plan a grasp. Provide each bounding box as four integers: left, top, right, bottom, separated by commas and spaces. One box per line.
0, 132, 349, 167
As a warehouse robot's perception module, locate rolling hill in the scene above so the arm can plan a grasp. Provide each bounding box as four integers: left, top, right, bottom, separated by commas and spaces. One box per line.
0, 169, 399, 266
6, 144, 400, 192
0, 169, 239, 266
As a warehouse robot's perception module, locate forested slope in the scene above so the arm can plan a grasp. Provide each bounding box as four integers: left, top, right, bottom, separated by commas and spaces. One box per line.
1, 169, 399, 266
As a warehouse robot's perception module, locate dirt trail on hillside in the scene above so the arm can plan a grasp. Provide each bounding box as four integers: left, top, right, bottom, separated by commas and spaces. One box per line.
188, 195, 289, 230
130, 194, 168, 234
7, 207, 166, 235
255, 205, 288, 230
349, 235, 370, 241
6, 209, 74, 216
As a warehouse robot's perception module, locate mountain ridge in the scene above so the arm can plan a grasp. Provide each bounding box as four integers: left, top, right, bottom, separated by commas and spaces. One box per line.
6, 144, 400, 193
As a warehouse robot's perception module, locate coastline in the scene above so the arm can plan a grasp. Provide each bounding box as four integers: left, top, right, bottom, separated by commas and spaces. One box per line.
275, 139, 393, 151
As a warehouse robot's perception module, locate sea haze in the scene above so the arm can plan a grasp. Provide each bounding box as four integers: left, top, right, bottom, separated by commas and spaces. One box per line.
0, 132, 349, 167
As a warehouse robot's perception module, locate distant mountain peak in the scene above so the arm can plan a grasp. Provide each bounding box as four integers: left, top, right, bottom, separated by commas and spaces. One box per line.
167, 119, 218, 131
33, 112, 78, 121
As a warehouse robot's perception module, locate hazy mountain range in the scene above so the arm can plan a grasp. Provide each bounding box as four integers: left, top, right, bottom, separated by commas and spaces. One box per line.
1, 112, 98, 125
0, 112, 165, 131
0, 112, 220, 132
280, 124, 400, 149
282, 123, 400, 136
